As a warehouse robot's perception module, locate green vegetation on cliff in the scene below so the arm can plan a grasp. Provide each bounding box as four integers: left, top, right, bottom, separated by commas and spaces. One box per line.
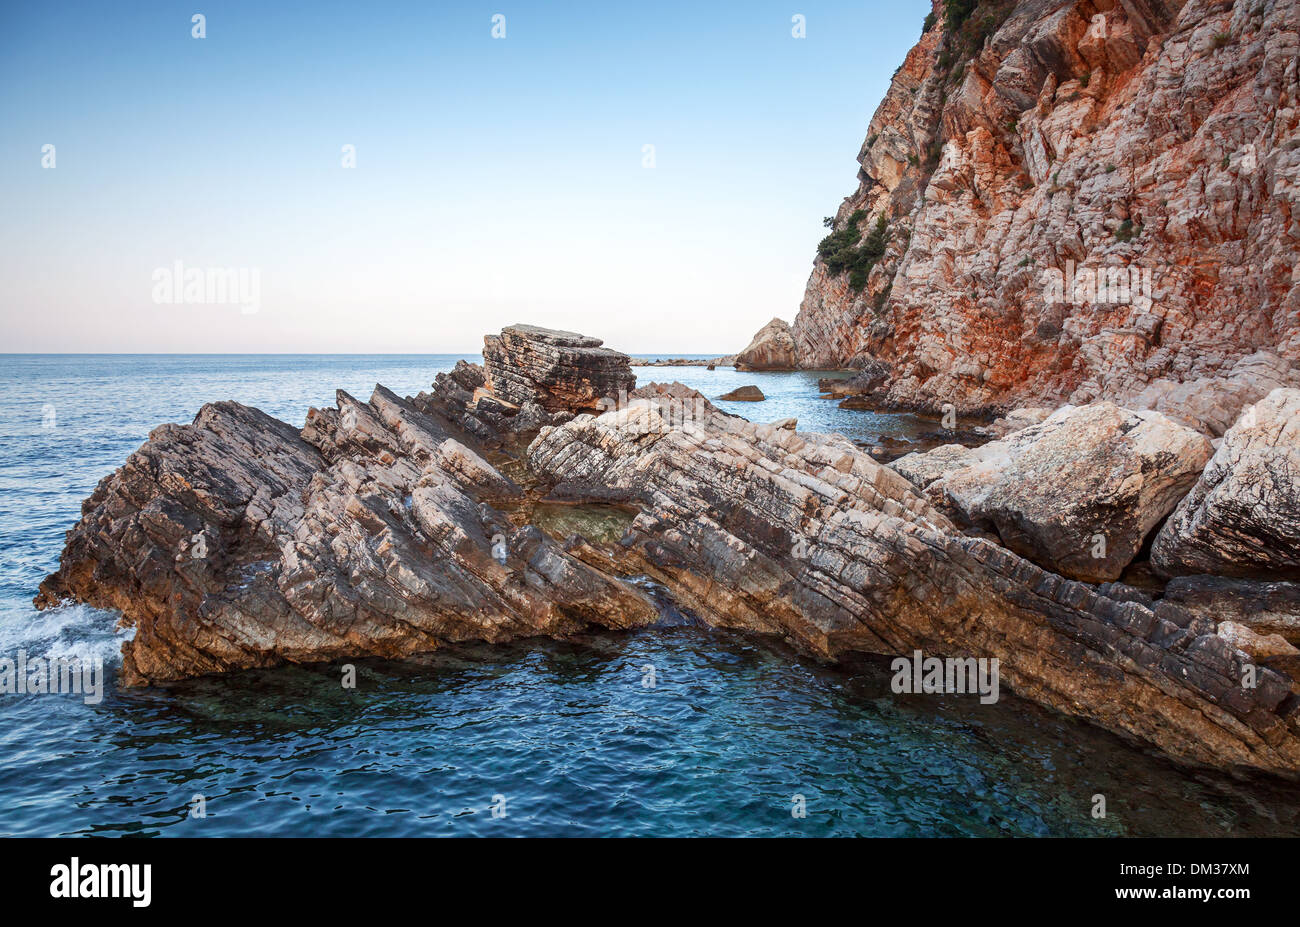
817, 211, 890, 293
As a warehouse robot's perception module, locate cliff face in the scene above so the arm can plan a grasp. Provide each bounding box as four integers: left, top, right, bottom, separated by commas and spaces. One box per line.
794, 0, 1300, 419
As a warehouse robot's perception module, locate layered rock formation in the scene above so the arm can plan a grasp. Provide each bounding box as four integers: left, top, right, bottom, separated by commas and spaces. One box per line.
1153, 388, 1300, 578
734, 318, 799, 371
34, 324, 1300, 776
790, 0, 1300, 428
528, 395, 1300, 774
482, 324, 635, 413
892, 402, 1213, 581
1166, 575, 1300, 643
36, 326, 656, 685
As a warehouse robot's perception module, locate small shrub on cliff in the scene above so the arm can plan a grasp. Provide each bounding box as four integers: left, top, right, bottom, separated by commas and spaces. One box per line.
817, 210, 868, 273
924, 11, 937, 32
936, 0, 1016, 88
943, 0, 977, 31
1114, 218, 1135, 242
1211, 32, 1231, 50
817, 213, 890, 294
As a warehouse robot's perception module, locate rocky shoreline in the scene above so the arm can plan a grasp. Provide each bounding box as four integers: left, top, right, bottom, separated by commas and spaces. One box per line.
35, 324, 1300, 777
631, 355, 737, 369
694, 0, 1300, 441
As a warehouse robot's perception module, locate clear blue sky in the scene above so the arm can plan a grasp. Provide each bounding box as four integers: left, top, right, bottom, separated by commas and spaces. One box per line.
1, 0, 931, 353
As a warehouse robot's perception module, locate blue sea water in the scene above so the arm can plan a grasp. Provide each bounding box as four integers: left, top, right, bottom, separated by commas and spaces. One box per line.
1, 354, 1298, 837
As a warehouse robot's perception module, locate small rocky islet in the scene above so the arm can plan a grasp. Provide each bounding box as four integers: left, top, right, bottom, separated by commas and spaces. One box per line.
35, 322, 1300, 778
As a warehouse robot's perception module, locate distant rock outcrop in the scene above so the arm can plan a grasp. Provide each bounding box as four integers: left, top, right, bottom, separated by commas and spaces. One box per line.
719, 385, 765, 402
734, 318, 798, 371
482, 324, 635, 413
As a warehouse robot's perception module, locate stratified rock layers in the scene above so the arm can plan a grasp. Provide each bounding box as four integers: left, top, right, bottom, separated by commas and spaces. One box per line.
1153, 388, 1300, 578
793, 0, 1300, 426
35, 389, 660, 686
735, 318, 799, 371
35, 326, 1300, 775
528, 401, 1300, 774
483, 324, 635, 412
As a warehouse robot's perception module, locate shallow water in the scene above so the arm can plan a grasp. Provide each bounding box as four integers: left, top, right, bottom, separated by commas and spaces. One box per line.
1, 354, 1297, 837
634, 358, 948, 449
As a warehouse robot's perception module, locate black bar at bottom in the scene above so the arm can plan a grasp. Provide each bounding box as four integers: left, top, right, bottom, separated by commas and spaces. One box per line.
0, 836, 1278, 914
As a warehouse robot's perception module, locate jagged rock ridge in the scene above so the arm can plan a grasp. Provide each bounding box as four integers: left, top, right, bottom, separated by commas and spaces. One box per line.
33, 324, 1300, 776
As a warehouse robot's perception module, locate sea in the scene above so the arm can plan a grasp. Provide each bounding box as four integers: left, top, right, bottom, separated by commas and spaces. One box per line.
1, 353, 1297, 837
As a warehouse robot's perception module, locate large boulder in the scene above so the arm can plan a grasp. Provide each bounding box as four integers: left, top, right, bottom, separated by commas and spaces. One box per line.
719, 385, 765, 402
1152, 389, 1300, 579
734, 318, 798, 371
482, 324, 635, 413
890, 442, 1004, 491
898, 403, 1213, 582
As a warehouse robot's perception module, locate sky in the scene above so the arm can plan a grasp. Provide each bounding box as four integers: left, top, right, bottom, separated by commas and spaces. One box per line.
1, 0, 932, 354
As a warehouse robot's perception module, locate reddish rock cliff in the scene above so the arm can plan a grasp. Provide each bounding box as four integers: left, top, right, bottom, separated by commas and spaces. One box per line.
794, 0, 1300, 422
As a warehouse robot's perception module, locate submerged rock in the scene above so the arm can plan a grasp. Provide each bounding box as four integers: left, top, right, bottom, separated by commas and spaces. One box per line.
1153, 389, 1300, 580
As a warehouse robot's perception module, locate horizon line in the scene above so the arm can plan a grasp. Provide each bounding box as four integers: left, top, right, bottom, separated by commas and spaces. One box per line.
0, 351, 730, 357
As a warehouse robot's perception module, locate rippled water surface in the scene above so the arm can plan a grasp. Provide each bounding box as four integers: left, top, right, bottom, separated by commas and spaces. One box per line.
2, 354, 1298, 837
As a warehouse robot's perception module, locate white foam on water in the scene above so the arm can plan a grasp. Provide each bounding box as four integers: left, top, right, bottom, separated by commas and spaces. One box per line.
0, 599, 131, 666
